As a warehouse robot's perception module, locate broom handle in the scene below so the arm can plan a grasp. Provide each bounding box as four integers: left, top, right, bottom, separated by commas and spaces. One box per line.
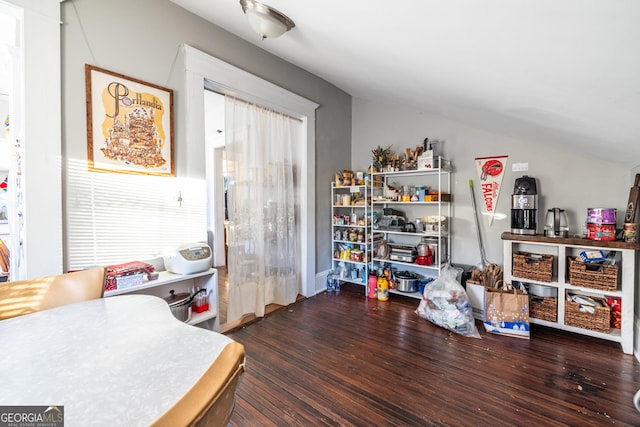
469, 180, 489, 266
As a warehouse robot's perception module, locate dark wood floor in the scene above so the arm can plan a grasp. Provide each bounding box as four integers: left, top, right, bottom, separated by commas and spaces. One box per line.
218, 267, 228, 326
226, 283, 640, 426
217, 267, 302, 334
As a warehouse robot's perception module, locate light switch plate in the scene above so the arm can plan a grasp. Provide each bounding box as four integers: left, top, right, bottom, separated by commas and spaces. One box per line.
512, 162, 528, 172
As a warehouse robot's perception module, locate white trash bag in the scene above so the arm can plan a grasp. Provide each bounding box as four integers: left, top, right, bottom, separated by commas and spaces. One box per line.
416, 264, 481, 338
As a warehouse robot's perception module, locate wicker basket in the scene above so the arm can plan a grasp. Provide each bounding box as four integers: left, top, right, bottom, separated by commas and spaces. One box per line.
567, 257, 619, 291
512, 252, 554, 282
564, 296, 610, 333
529, 295, 557, 322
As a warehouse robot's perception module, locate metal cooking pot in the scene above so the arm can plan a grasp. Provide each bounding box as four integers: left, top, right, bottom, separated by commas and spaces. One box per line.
526, 282, 557, 298
394, 271, 421, 292
164, 290, 192, 322
164, 288, 205, 322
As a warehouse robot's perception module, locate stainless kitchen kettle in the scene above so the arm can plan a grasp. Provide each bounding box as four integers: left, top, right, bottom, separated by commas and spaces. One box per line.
544, 208, 569, 238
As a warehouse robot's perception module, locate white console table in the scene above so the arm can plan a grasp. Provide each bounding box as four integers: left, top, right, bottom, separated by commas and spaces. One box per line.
104, 268, 219, 331
502, 233, 638, 354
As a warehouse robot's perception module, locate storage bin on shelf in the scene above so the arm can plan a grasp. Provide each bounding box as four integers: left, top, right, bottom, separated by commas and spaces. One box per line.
424, 192, 452, 202
526, 283, 557, 322
512, 251, 553, 282
564, 296, 610, 333
529, 295, 557, 322
567, 257, 619, 291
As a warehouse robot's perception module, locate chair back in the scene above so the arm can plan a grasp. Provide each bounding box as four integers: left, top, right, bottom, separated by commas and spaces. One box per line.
0, 267, 106, 321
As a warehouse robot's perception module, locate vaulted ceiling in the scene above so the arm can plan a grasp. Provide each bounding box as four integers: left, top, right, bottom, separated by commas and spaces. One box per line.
183, 1, 638, 165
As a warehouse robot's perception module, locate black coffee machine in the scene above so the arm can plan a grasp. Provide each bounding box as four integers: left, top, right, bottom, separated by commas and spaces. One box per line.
511, 175, 538, 235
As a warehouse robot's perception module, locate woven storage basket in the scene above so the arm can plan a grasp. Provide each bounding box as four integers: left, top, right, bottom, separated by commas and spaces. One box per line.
565, 296, 610, 333
567, 257, 618, 291
529, 295, 557, 322
512, 252, 553, 282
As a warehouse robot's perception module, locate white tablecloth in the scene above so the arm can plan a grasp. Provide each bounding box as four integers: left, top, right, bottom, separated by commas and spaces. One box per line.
0, 295, 233, 426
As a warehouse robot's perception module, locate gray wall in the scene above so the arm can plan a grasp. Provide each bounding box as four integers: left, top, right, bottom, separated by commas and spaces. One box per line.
351, 97, 629, 267
60, 0, 351, 272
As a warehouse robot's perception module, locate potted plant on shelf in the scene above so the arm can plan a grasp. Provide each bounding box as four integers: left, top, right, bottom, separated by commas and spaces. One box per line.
371, 145, 392, 172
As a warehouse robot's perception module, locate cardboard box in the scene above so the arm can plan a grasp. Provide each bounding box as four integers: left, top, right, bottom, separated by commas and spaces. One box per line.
417, 151, 436, 170
466, 281, 486, 321
104, 261, 154, 291
116, 272, 145, 289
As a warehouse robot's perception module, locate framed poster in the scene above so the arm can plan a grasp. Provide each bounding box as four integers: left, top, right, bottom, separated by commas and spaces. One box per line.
85, 65, 174, 176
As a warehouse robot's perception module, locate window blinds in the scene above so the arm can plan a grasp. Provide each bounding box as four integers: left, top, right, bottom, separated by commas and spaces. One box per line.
66, 159, 207, 270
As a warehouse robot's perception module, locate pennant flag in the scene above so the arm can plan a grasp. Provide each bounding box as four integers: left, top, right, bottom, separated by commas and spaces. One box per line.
475, 156, 508, 225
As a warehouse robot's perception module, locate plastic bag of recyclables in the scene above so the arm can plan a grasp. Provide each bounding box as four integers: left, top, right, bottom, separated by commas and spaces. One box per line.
416, 264, 481, 338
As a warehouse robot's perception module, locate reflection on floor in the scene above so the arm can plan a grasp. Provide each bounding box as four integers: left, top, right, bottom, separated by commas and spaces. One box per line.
218, 267, 228, 327
217, 267, 304, 334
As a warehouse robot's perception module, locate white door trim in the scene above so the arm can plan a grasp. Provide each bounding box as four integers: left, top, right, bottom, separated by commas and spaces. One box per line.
2, 0, 62, 279
181, 44, 318, 298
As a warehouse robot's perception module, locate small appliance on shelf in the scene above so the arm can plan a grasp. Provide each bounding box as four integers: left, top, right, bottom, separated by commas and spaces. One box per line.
389, 243, 417, 263
544, 208, 569, 238
510, 175, 538, 235
163, 242, 212, 275
416, 237, 431, 265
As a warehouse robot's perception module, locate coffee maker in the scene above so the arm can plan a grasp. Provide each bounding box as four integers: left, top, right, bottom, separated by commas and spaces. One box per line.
511, 175, 538, 235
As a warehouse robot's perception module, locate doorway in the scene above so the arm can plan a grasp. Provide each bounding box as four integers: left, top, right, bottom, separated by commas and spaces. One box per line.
203, 89, 229, 327
204, 89, 306, 332
182, 44, 318, 332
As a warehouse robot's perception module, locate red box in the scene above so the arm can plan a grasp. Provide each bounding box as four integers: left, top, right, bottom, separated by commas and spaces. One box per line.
104, 261, 155, 291
607, 297, 621, 329
586, 223, 616, 241
192, 303, 209, 313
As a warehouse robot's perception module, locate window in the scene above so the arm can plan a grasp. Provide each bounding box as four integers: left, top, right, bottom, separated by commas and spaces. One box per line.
66, 159, 207, 269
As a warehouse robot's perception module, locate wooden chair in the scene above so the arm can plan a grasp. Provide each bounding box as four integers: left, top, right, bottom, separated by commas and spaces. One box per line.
0, 267, 106, 321
0, 239, 9, 279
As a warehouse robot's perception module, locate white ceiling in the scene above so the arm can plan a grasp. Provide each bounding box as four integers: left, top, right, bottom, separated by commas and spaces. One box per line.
171, 0, 640, 166
0, 2, 637, 164
0, 2, 636, 164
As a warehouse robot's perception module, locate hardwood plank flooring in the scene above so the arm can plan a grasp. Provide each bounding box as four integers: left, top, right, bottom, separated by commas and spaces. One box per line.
217, 267, 304, 334
227, 283, 640, 426
217, 267, 228, 326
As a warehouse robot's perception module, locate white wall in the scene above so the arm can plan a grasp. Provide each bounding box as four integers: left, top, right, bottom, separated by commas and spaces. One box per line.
352, 98, 629, 267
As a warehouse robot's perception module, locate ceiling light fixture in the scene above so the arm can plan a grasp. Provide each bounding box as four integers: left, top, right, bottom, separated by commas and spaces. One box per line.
239, 0, 295, 40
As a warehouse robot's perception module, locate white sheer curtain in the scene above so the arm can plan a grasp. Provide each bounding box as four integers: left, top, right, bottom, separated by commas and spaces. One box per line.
224, 96, 299, 323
